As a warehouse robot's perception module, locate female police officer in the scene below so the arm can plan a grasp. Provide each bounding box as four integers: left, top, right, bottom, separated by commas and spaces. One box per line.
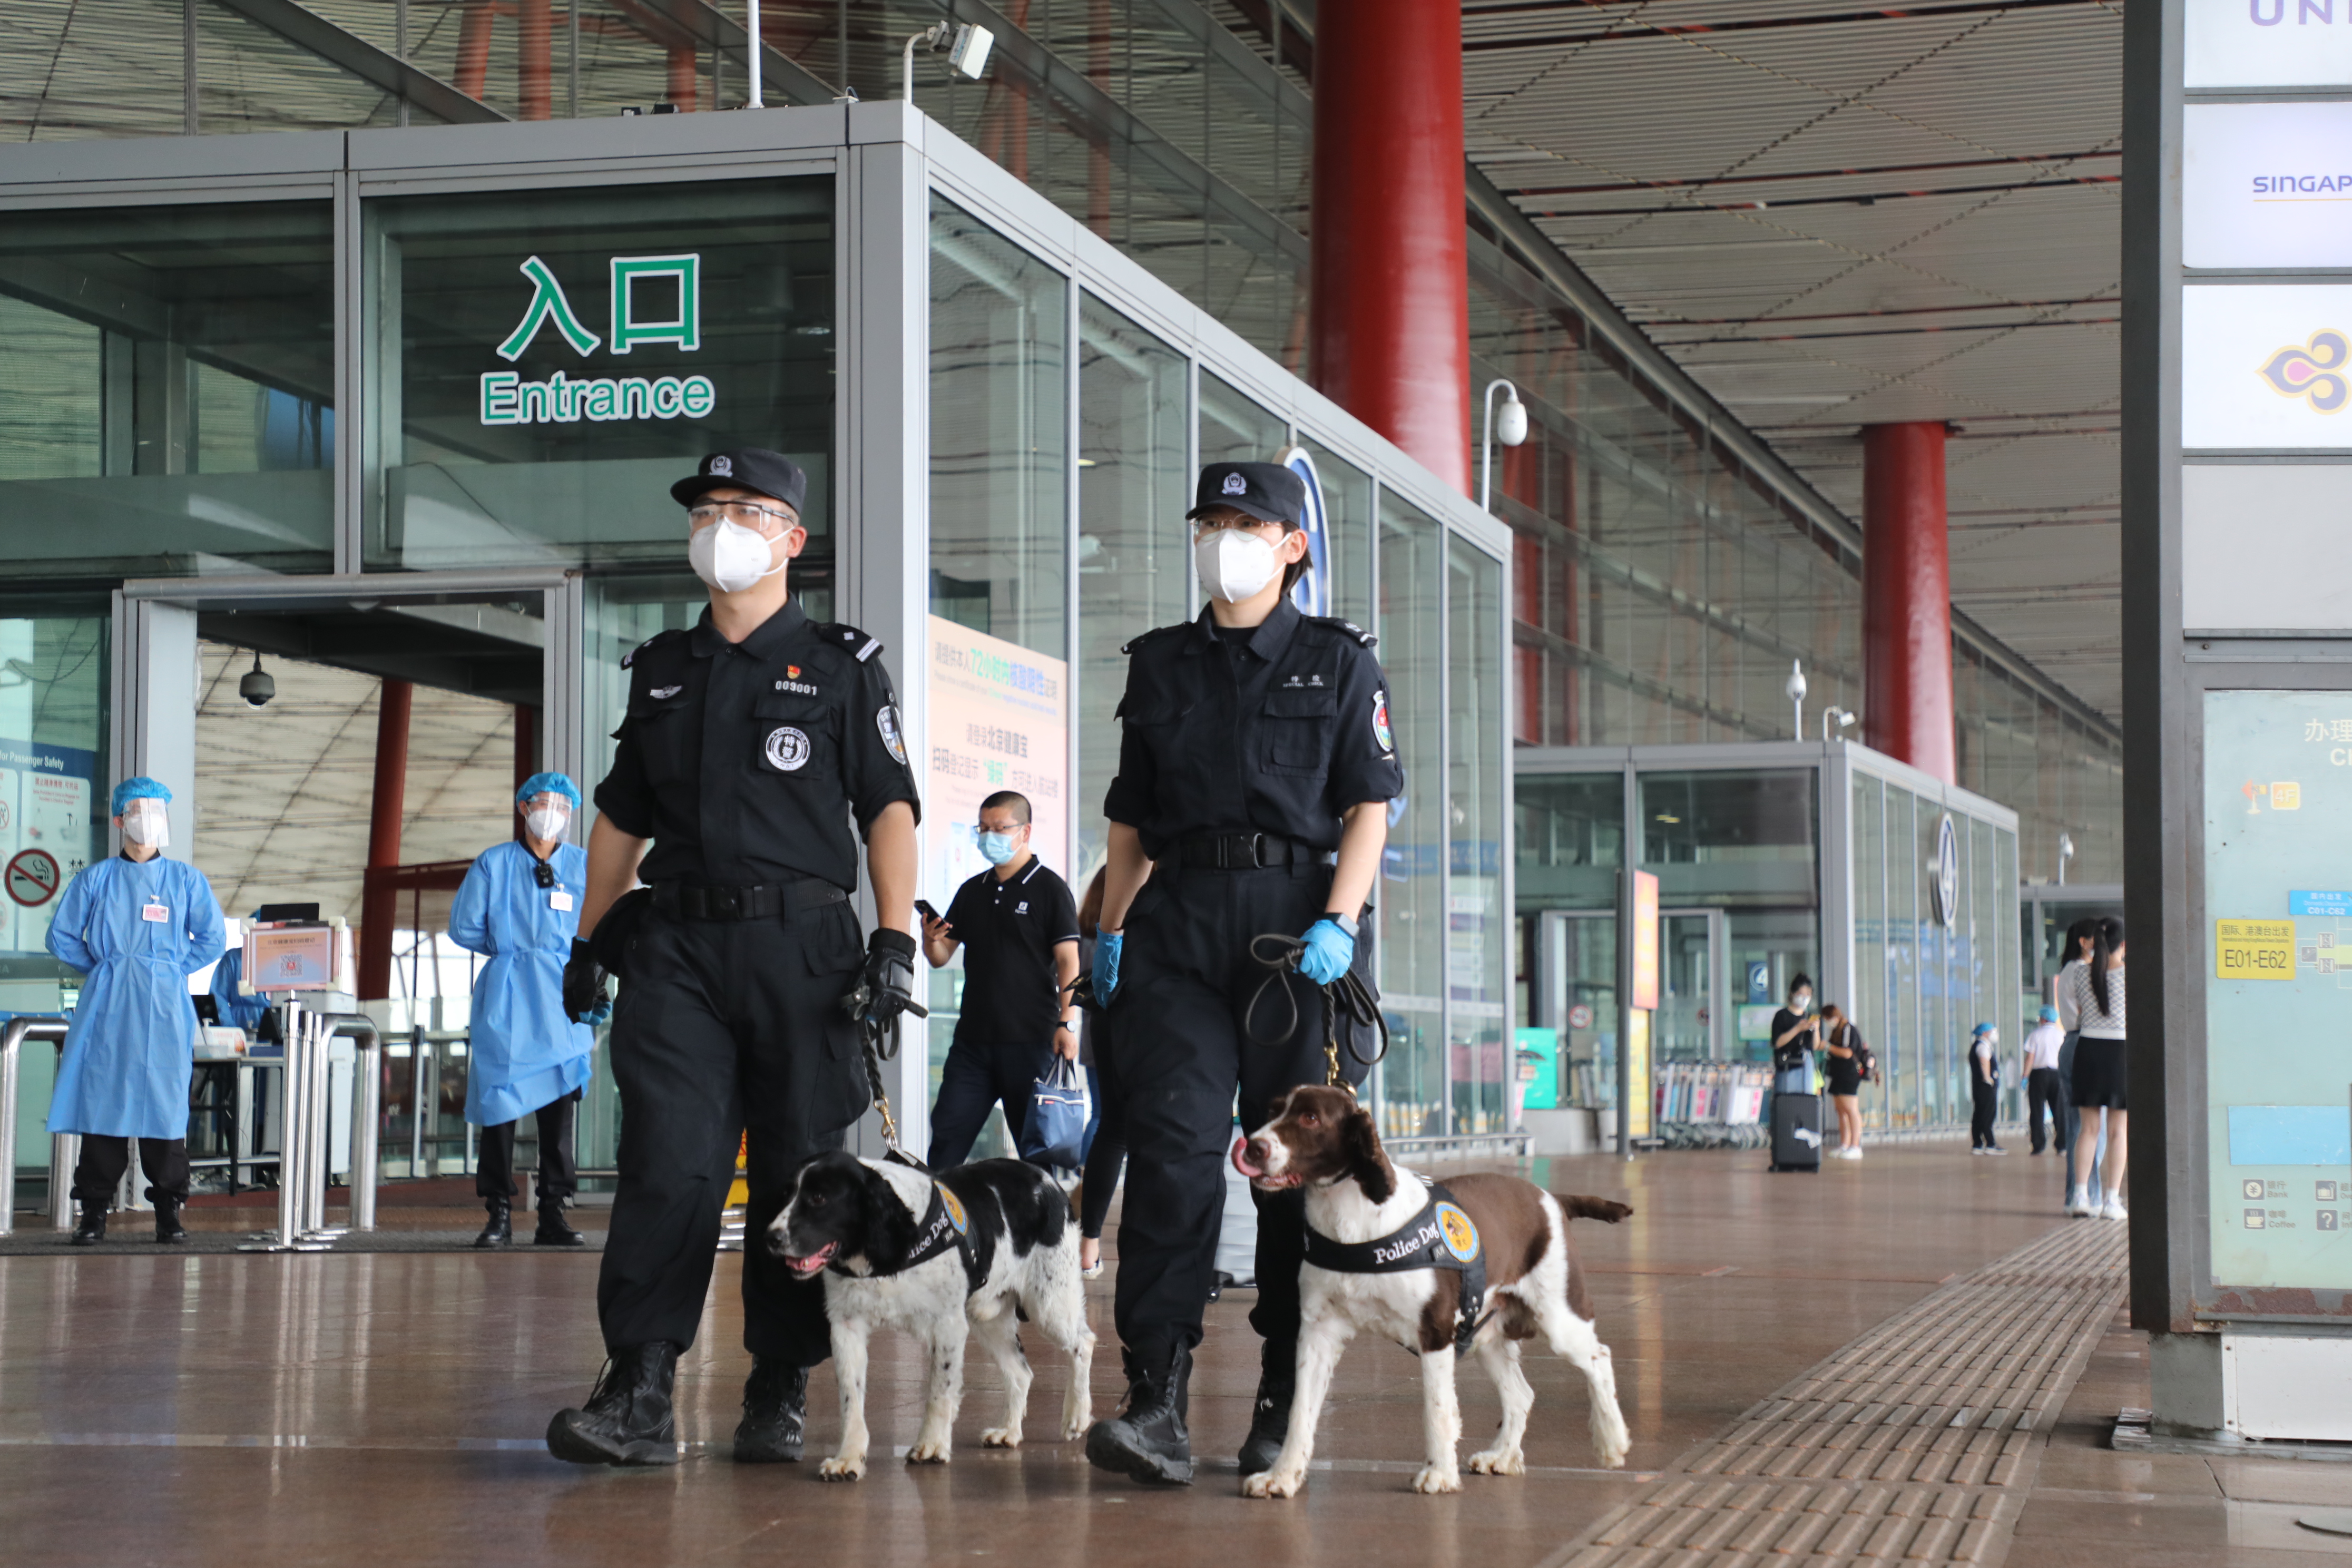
1085, 460, 1400, 1486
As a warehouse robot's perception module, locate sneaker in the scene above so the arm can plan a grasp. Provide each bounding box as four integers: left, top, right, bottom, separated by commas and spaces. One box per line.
2102, 1195, 2129, 1221
1846, 1145, 1863, 1159
1970, 1148, 1985, 1157
2066, 1187, 2094, 1217
1984, 1145, 2008, 1156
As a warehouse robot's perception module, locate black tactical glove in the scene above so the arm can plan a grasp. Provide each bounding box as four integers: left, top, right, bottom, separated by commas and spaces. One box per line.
563, 938, 613, 1025
856, 928, 920, 1030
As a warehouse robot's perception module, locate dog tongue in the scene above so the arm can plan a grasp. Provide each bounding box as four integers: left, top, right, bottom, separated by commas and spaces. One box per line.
1230, 1135, 1265, 1179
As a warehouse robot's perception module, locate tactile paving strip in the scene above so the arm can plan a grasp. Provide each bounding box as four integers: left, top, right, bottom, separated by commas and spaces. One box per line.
1549, 1220, 2129, 1568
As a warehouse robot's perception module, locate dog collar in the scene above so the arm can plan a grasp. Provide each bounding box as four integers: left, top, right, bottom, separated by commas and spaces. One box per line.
1301, 1180, 1490, 1353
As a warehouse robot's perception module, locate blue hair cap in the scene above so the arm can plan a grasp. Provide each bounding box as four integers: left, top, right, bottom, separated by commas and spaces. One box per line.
111, 777, 171, 815
515, 771, 581, 809
2038, 1004, 2058, 1022
1972, 1021, 1995, 1036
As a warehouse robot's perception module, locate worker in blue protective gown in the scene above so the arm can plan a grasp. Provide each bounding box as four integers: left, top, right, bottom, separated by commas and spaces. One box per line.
46, 777, 227, 1246
209, 923, 272, 1035
448, 771, 599, 1249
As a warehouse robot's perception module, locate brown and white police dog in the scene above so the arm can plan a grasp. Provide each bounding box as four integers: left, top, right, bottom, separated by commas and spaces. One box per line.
1231, 1084, 1633, 1497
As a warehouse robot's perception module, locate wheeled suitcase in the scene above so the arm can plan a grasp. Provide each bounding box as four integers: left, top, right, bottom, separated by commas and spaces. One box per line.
1769, 1091, 1823, 1172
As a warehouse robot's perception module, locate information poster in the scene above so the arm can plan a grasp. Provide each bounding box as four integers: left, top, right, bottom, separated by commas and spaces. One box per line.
922, 616, 1070, 910
2203, 691, 2352, 1287
0, 739, 96, 955
1625, 1010, 1651, 1139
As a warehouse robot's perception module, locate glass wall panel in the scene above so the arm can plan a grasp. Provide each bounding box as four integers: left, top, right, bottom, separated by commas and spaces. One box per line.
1514, 775, 1623, 1104
1887, 787, 1919, 1127
1995, 827, 2021, 1084
928, 195, 1068, 658
1448, 539, 1506, 1131
0, 203, 334, 576
366, 178, 834, 573
1305, 440, 1373, 631
1918, 802, 1949, 1124
1640, 769, 1818, 1063
1375, 489, 1443, 1135
1076, 293, 1189, 883
1851, 771, 1887, 1129
1199, 371, 1286, 467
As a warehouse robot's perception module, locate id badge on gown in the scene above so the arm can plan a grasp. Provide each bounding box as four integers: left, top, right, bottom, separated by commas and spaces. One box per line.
141, 900, 169, 924
550, 890, 575, 912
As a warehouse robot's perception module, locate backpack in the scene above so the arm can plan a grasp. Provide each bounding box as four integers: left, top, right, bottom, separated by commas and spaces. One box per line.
1838, 1023, 1877, 1084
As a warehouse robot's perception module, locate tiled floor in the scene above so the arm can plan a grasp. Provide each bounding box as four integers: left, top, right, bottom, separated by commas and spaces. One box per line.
0, 1140, 2254, 1567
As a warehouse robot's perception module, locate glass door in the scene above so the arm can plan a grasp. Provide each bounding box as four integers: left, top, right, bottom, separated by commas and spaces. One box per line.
1655, 909, 1726, 1063
1534, 910, 1618, 1110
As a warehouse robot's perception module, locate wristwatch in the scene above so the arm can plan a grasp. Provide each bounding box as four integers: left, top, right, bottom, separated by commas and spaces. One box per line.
1323, 912, 1360, 938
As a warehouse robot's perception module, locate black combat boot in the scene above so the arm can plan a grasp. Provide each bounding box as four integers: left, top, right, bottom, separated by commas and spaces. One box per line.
153, 1197, 189, 1244
473, 1199, 513, 1250
534, 1199, 584, 1247
69, 1201, 107, 1246
732, 1357, 809, 1463
545, 1342, 682, 1466
1085, 1344, 1194, 1485
1236, 1360, 1295, 1476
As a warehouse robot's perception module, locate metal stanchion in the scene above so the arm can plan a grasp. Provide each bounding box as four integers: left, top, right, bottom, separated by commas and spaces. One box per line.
327, 1017, 385, 1233
0, 1018, 67, 1237
301, 1011, 345, 1241
241, 998, 330, 1252
51, 1132, 78, 1230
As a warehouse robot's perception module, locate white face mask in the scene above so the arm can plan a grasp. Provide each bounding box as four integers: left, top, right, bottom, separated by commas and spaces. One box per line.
688, 516, 786, 594
1193, 528, 1281, 604
122, 806, 169, 849
525, 805, 570, 842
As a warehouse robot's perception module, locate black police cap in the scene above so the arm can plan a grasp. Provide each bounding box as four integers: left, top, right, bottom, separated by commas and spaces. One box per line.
1186, 461, 1305, 528
670, 448, 809, 514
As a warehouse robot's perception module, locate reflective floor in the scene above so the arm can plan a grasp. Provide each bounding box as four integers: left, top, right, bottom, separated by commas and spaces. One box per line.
0, 1142, 2289, 1567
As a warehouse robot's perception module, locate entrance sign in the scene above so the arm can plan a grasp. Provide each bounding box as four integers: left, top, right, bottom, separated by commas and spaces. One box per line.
483, 252, 710, 426
921, 616, 1069, 910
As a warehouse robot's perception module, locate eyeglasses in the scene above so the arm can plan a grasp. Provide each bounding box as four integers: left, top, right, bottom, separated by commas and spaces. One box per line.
532, 858, 556, 889
687, 500, 798, 534
1190, 514, 1289, 542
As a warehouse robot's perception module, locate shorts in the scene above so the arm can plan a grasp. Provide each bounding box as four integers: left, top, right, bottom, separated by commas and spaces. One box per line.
2071, 1035, 2128, 1110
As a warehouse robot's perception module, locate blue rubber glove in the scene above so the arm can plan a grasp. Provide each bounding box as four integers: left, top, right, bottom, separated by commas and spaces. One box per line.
1298, 918, 1356, 985
1093, 930, 1124, 1004
581, 997, 613, 1027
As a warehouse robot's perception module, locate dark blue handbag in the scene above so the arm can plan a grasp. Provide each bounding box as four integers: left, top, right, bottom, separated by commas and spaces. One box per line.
1020, 1055, 1090, 1170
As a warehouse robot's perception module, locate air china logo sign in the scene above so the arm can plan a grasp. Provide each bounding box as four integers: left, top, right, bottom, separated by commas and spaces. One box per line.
2187, 0, 2352, 86
478, 253, 713, 427
2183, 287, 2352, 448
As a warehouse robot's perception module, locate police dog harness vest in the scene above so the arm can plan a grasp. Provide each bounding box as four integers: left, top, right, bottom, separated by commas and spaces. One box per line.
830, 1182, 982, 1292
1300, 1180, 1489, 1352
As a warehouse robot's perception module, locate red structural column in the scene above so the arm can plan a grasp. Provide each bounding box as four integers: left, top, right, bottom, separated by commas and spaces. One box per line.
1309, 0, 1470, 494
518, 0, 554, 120
1861, 422, 1957, 785
356, 679, 413, 1002
455, 3, 493, 101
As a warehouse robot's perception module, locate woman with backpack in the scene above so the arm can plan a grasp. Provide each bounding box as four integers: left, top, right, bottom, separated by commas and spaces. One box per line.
1818, 1003, 1870, 1160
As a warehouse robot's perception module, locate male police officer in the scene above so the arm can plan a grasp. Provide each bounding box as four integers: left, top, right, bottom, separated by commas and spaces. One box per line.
546, 448, 922, 1468
1085, 461, 1400, 1485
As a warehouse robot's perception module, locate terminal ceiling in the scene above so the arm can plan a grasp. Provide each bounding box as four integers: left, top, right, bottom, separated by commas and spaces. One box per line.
1461, 0, 2123, 721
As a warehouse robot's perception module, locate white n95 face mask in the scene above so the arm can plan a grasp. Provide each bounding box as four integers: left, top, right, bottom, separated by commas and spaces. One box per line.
1193, 528, 1280, 604
123, 806, 169, 849
525, 806, 570, 842
688, 516, 786, 594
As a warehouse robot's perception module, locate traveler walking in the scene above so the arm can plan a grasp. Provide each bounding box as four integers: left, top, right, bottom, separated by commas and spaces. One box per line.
2023, 1004, 2065, 1157
2065, 917, 2130, 1219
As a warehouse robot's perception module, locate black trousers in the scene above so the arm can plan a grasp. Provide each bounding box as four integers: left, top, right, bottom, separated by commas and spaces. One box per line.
74, 1135, 188, 1206
1971, 1078, 2000, 1149
927, 1036, 1052, 1169
477, 1090, 581, 1202
595, 901, 868, 1364
2025, 1067, 2065, 1154
1106, 858, 1364, 1376
1081, 1055, 1128, 1241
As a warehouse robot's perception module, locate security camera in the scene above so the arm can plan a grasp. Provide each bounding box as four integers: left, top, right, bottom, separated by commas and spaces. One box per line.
1496, 387, 1528, 447
239, 651, 276, 708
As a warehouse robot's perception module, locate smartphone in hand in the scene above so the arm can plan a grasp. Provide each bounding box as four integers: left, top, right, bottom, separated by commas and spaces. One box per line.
915, 898, 946, 927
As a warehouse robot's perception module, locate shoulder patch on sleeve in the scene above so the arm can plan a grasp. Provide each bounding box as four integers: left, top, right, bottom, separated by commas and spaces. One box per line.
1311, 615, 1377, 648
817, 622, 884, 662
619, 628, 684, 670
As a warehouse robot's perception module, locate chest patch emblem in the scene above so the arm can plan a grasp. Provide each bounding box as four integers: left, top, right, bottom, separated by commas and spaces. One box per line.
877, 704, 908, 766
1371, 690, 1394, 752
764, 726, 811, 771
774, 678, 819, 696
939, 1185, 969, 1234
650, 685, 683, 700
1435, 1201, 1480, 1263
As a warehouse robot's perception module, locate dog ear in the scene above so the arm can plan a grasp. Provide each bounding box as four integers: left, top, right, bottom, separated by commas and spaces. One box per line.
861, 1163, 920, 1267
1341, 1104, 1394, 1204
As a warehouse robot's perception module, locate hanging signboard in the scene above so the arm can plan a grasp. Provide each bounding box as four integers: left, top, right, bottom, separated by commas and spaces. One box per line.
1630, 869, 1660, 1011
922, 616, 1071, 910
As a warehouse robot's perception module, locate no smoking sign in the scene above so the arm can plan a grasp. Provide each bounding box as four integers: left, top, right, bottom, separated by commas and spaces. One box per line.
5, 848, 61, 907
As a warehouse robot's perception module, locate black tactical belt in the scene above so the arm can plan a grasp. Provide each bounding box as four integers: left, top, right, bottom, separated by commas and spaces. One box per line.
1301, 1180, 1491, 1353
651, 878, 847, 922
1177, 831, 1333, 870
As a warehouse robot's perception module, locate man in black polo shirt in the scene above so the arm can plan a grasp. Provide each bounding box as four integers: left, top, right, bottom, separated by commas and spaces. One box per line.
920, 790, 1082, 1169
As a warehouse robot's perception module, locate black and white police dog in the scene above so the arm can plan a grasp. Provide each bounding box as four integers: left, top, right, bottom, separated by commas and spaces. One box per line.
770, 1152, 1093, 1480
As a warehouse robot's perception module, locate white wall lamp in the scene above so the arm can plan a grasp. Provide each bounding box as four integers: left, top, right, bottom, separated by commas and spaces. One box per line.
2058, 832, 2075, 887
1786, 660, 1807, 740
1821, 706, 1856, 743
1480, 378, 1528, 514
904, 21, 995, 102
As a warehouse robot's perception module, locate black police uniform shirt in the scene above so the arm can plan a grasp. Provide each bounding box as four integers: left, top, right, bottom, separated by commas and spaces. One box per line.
1104, 596, 1403, 856
943, 857, 1081, 1045
594, 599, 922, 891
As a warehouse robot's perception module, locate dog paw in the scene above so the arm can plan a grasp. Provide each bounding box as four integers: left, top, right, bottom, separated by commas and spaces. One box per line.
1242, 1467, 1303, 1500
1465, 1446, 1524, 1476
979, 1426, 1022, 1449
1411, 1464, 1462, 1495
906, 1438, 953, 1465
1598, 1440, 1630, 1471
817, 1456, 866, 1482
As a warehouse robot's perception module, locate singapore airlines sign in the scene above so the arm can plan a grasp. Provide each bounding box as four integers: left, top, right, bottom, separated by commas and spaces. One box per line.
478, 253, 714, 427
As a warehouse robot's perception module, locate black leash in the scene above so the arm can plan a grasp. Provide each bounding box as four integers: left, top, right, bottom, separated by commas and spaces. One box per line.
836, 977, 929, 1169
1245, 932, 1389, 1084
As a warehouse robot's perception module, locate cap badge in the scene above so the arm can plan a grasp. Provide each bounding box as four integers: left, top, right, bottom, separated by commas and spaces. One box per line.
1221, 472, 1248, 496
709, 454, 733, 477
